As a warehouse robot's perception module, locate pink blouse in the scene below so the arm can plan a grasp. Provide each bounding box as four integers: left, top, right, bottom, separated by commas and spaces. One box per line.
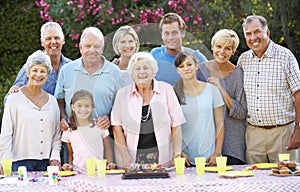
111, 80, 186, 166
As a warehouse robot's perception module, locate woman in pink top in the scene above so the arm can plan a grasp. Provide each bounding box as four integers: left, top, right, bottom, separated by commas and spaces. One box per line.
61, 90, 115, 173
111, 52, 186, 168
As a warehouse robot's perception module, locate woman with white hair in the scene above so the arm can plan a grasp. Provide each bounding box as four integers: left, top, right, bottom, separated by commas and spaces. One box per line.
0, 50, 61, 173
111, 52, 185, 168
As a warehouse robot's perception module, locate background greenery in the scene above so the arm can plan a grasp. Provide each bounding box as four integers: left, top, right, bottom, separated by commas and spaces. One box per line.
1, 0, 300, 143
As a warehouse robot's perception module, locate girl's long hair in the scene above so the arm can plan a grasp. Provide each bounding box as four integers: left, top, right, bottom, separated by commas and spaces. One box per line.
69, 90, 95, 130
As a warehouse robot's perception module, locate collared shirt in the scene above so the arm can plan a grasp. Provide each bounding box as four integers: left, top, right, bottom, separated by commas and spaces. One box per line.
3, 54, 71, 104
54, 56, 123, 117
238, 41, 300, 126
111, 80, 186, 166
150, 46, 207, 85
0, 91, 61, 162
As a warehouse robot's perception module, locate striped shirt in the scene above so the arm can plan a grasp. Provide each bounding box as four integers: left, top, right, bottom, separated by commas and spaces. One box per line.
238, 40, 300, 126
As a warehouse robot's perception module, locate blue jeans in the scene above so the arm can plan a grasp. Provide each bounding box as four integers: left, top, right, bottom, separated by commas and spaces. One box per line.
12, 159, 49, 172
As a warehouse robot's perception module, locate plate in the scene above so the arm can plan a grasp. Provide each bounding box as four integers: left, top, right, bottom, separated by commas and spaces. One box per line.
270, 172, 291, 177
106, 169, 125, 174
204, 166, 233, 172
44, 171, 76, 177
219, 171, 254, 178
253, 163, 277, 169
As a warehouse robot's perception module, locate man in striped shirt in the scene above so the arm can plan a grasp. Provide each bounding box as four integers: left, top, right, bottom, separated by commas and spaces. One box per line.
238, 15, 300, 164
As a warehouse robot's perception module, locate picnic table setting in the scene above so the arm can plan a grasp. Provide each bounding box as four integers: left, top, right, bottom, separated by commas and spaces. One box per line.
1, 154, 300, 192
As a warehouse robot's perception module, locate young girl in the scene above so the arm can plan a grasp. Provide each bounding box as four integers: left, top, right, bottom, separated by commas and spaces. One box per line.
174, 51, 225, 166
61, 90, 115, 173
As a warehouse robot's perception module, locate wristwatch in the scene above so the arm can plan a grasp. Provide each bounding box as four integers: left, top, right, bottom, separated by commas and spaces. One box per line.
295, 122, 300, 127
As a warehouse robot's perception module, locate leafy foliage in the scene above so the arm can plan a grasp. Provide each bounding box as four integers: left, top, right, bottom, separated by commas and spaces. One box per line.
0, 0, 43, 120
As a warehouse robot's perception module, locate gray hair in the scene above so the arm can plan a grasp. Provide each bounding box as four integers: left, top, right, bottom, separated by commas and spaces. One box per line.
242, 15, 268, 30
40, 22, 64, 40
112, 25, 140, 55
25, 50, 52, 75
80, 27, 104, 46
127, 52, 158, 78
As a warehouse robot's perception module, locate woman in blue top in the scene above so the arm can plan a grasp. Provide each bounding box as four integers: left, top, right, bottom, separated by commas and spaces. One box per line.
174, 51, 225, 166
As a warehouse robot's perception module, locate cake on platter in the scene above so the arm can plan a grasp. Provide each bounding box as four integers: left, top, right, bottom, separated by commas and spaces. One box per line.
122, 163, 170, 179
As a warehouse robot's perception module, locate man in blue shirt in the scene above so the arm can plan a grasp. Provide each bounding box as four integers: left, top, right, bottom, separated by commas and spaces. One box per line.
4, 22, 71, 103
150, 13, 207, 85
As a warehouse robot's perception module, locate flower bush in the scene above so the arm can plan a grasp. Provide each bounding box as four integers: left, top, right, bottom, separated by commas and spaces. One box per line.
35, 0, 206, 59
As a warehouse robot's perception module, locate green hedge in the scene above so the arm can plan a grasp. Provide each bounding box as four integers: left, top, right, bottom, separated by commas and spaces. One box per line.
0, 1, 43, 120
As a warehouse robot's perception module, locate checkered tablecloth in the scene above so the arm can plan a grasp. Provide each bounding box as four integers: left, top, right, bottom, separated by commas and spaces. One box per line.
59, 165, 300, 192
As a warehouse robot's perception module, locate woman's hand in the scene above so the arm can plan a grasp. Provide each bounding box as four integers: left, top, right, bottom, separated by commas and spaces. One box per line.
180, 152, 192, 166
8, 86, 20, 94
207, 77, 222, 88
207, 153, 221, 166
62, 163, 73, 171
106, 162, 116, 170
60, 118, 69, 131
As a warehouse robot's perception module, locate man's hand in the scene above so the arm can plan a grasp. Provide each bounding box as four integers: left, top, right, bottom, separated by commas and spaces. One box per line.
8, 86, 20, 94
95, 116, 111, 130
287, 127, 300, 150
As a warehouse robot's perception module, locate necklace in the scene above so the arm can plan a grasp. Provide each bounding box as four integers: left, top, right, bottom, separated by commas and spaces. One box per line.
141, 105, 151, 122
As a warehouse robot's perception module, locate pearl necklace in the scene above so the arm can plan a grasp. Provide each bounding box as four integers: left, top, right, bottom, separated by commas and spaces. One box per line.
141, 106, 151, 122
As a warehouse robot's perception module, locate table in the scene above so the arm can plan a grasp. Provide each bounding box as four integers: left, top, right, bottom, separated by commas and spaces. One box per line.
1, 165, 299, 192
0, 172, 71, 192
60, 165, 300, 192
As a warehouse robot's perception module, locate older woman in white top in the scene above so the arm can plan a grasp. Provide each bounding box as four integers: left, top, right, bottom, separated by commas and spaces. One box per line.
111, 52, 185, 168
0, 50, 61, 173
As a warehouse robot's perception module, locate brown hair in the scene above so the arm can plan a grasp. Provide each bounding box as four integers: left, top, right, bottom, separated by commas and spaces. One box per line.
159, 12, 186, 32
242, 15, 268, 30
173, 51, 198, 105
69, 90, 95, 130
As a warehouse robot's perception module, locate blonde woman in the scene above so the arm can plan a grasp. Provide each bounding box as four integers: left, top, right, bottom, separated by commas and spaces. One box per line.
198, 29, 247, 165
112, 25, 140, 86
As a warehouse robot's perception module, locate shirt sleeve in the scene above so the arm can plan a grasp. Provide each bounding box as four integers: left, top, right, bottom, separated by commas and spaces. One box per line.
0, 96, 14, 160
54, 67, 65, 99
211, 84, 225, 108
165, 84, 186, 127
61, 131, 71, 143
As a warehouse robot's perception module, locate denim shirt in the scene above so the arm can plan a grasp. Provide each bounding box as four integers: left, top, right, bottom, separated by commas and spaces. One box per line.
3, 54, 71, 104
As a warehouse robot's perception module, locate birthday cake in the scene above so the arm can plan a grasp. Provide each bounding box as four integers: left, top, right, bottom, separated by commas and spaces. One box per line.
122, 163, 170, 179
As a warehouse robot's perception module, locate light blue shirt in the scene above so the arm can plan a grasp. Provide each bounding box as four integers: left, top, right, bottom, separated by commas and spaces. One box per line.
54, 56, 123, 117
150, 46, 207, 85
181, 83, 224, 164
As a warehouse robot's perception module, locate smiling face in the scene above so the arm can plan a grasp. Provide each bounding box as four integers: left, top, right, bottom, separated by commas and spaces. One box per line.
243, 19, 270, 58
212, 42, 234, 65
176, 56, 198, 80
41, 28, 65, 59
71, 98, 93, 121
118, 33, 137, 58
132, 59, 155, 85
27, 64, 49, 87
161, 22, 185, 52
79, 32, 104, 65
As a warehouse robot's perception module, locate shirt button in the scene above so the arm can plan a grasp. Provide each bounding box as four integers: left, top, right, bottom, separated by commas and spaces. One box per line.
258, 72, 260, 74
40, 141, 43, 144
40, 119, 43, 121
257, 97, 259, 99
257, 84, 259, 87
258, 120, 261, 123
40, 152, 43, 155
41, 130, 43, 133
256, 109, 259, 111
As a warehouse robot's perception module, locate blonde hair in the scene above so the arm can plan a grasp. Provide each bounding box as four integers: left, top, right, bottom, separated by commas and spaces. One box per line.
127, 52, 158, 79
112, 26, 140, 55
211, 29, 239, 51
